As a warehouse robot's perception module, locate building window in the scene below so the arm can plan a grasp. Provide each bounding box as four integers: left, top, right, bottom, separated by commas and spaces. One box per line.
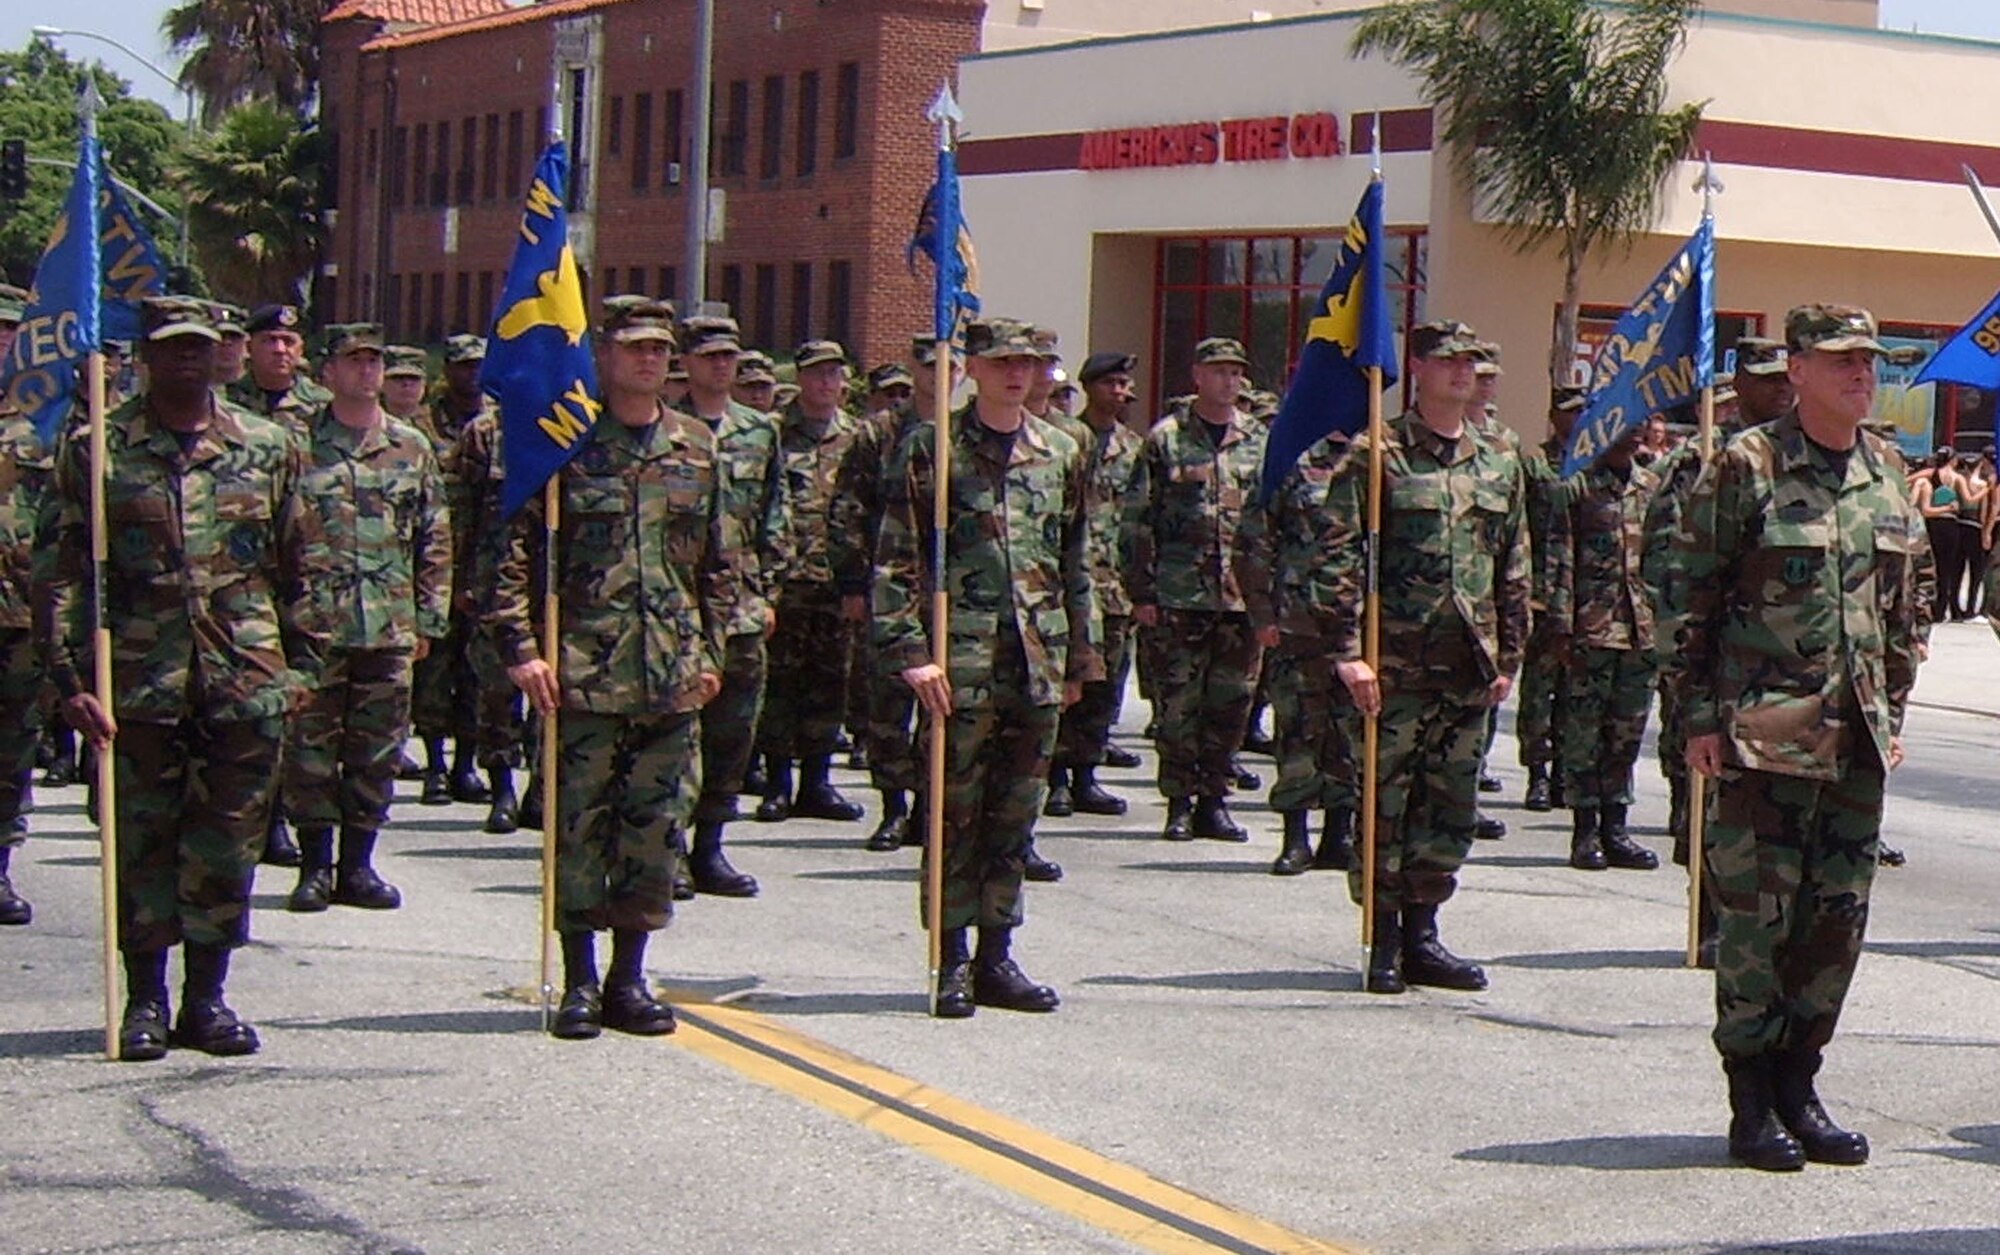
477, 270, 494, 332
506, 111, 524, 197
760, 75, 785, 180
834, 62, 860, 160
482, 115, 499, 201
385, 274, 402, 335
719, 264, 743, 320
365, 128, 379, 187
428, 273, 445, 342
791, 262, 814, 345
714, 79, 750, 177
433, 122, 450, 206
827, 260, 852, 348
632, 92, 654, 192
389, 127, 407, 206
796, 70, 819, 177
325, 132, 342, 209
458, 116, 476, 204
411, 123, 429, 209
663, 90, 684, 189
360, 272, 374, 321
753, 263, 777, 350
606, 94, 624, 157
565, 70, 590, 211
657, 266, 678, 303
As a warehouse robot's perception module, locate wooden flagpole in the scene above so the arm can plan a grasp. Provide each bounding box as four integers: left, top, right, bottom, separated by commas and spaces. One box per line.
922, 86, 959, 1014
89, 345, 118, 1061
538, 477, 561, 1028
1686, 153, 1723, 970
1358, 139, 1386, 972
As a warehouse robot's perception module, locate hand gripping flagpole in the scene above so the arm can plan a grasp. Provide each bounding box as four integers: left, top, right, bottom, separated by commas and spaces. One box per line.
923, 85, 961, 1015
1686, 153, 1723, 970
1359, 122, 1386, 973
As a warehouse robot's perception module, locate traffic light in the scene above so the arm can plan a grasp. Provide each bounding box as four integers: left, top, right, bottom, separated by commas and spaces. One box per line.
0, 139, 26, 200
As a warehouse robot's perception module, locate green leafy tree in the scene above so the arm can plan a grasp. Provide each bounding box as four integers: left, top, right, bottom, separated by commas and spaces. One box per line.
0, 40, 184, 287
1353, 0, 1706, 384
175, 99, 324, 306
163, 0, 332, 125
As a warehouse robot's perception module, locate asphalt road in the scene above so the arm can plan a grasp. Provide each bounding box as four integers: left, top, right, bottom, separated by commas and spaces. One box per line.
4, 623, 1999, 1255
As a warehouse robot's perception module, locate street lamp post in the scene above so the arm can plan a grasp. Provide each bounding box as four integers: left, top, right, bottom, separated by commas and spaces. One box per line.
32, 25, 196, 268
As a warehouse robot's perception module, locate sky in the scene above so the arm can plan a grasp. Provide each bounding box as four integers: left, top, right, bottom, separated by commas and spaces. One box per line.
6, 0, 2000, 119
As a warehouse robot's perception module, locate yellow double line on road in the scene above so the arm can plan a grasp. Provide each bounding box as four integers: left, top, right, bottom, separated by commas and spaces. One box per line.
669, 999, 1366, 1255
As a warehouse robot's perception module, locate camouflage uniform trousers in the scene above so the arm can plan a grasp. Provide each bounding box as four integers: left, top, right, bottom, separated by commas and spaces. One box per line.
696, 633, 767, 824
114, 714, 284, 952
1266, 641, 1357, 815
864, 657, 921, 794
410, 612, 477, 745
1559, 645, 1657, 808
470, 625, 527, 771
0, 629, 44, 840
1515, 617, 1567, 770
1054, 614, 1132, 768
758, 587, 848, 760
1347, 687, 1486, 911
285, 648, 414, 834
1708, 764, 1883, 1059
1656, 674, 1688, 787
1151, 609, 1262, 798
920, 636, 1057, 931
556, 709, 699, 935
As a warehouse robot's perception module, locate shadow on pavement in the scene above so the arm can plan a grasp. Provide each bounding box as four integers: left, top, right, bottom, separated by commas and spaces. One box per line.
1913, 1124, 2000, 1166
795, 867, 917, 883
1866, 938, 2000, 959
274, 1007, 537, 1035
35, 855, 100, 868
1703, 1232, 2000, 1255
722, 990, 929, 1017
396, 845, 539, 861
388, 818, 490, 834
1487, 948, 1687, 971
471, 884, 538, 896
0, 1027, 105, 1058
1120, 859, 1271, 875
730, 835, 875, 852
1079, 968, 1350, 993
1456, 1132, 1718, 1170
1467, 854, 1581, 869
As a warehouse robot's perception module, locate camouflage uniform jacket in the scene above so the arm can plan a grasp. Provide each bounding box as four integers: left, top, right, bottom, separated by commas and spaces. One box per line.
227, 373, 333, 434
289, 408, 453, 651
1525, 436, 1583, 613
444, 410, 506, 616
699, 399, 791, 638
1128, 406, 1267, 612
775, 402, 864, 591
1079, 415, 1145, 619
1311, 412, 1532, 688
1661, 410, 1922, 781
1545, 460, 1660, 652
1237, 432, 1350, 641
874, 407, 1104, 709
829, 402, 921, 599
39, 394, 310, 722
489, 413, 732, 716
0, 407, 54, 631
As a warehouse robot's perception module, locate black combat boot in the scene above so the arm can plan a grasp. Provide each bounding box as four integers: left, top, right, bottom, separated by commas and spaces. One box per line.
449, 743, 491, 803
484, 768, 520, 834
1569, 806, 1607, 871
43, 726, 76, 787
286, 827, 336, 913
670, 829, 695, 901
792, 755, 862, 821
1023, 840, 1063, 882
1773, 1048, 1869, 1164
601, 928, 676, 1035
1044, 765, 1074, 817
1103, 744, 1142, 770
1315, 808, 1356, 871
1161, 796, 1195, 842
1723, 1055, 1806, 1172
551, 932, 603, 1040
1549, 775, 1567, 809
1270, 811, 1314, 876
742, 752, 768, 797
0, 845, 31, 926
420, 737, 451, 805
1241, 711, 1275, 757
173, 943, 260, 1056
1069, 766, 1127, 816
1192, 795, 1247, 842
933, 927, 974, 1019
1667, 774, 1689, 844
1230, 758, 1262, 791
518, 774, 544, 829
689, 820, 758, 897
755, 757, 795, 822
1599, 803, 1659, 870
865, 790, 909, 852
1366, 910, 1405, 995
1478, 771, 1503, 794
1524, 764, 1552, 812
1696, 883, 1719, 970
260, 811, 300, 868
972, 927, 1060, 1012
1473, 809, 1507, 840
118, 949, 171, 1062
1401, 903, 1488, 991
332, 829, 403, 909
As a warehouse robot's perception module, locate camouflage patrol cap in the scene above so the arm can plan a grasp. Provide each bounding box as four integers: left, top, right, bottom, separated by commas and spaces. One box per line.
1, 283, 30, 324
210, 303, 249, 338
736, 350, 778, 384
964, 319, 1040, 359
666, 356, 689, 381
1079, 351, 1137, 384
774, 382, 801, 407
1473, 340, 1503, 376
1735, 336, 1787, 376
680, 315, 743, 356
868, 363, 915, 391
794, 339, 848, 370
383, 345, 429, 378
911, 335, 941, 366
1552, 384, 1588, 413
1029, 326, 1062, 362
1244, 389, 1282, 421
443, 333, 487, 364
600, 295, 678, 344
139, 295, 222, 342
325, 323, 387, 357
1785, 304, 1886, 355
1193, 337, 1251, 367
1409, 320, 1482, 360
245, 304, 304, 336
104, 340, 130, 358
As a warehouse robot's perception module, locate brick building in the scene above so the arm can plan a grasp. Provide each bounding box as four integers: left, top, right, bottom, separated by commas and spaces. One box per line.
319, 0, 984, 368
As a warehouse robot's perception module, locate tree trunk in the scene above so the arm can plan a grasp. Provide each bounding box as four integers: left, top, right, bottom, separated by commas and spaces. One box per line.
1549, 230, 1587, 392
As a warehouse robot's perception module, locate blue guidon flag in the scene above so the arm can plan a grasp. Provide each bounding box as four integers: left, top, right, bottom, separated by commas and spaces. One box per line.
1914, 290, 2000, 391
1562, 219, 1717, 478
908, 145, 981, 341
488, 141, 601, 519
1260, 179, 1399, 502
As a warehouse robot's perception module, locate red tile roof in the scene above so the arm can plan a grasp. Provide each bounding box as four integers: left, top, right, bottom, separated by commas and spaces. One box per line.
326, 0, 511, 25
358, 0, 645, 50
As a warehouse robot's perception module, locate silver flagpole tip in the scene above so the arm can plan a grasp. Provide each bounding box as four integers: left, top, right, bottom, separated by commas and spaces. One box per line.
927, 83, 963, 126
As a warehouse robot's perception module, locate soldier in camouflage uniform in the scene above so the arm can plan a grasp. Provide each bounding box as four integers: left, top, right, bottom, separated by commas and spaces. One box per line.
490, 297, 730, 1040
1314, 321, 1530, 995
875, 318, 1101, 1018
1520, 386, 1586, 811
680, 314, 789, 897
1129, 337, 1269, 843
1464, 342, 1517, 838
0, 284, 45, 925
280, 325, 453, 913
44, 297, 311, 1060
1662, 304, 1921, 1173
1545, 427, 1662, 873
755, 340, 865, 824
210, 303, 250, 387
1238, 430, 1359, 876
733, 351, 780, 414
380, 345, 431, 425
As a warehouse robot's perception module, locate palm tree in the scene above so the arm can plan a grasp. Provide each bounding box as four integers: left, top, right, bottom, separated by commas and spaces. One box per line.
1353, 0, 1705, 384
175, 101, 324, 305
163, 0, 329, 125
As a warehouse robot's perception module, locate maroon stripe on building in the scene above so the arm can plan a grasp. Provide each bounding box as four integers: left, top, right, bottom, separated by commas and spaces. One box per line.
959, 132, 1085, 175
1697, 119, 2000, 185
1350, 108, 1433, 155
